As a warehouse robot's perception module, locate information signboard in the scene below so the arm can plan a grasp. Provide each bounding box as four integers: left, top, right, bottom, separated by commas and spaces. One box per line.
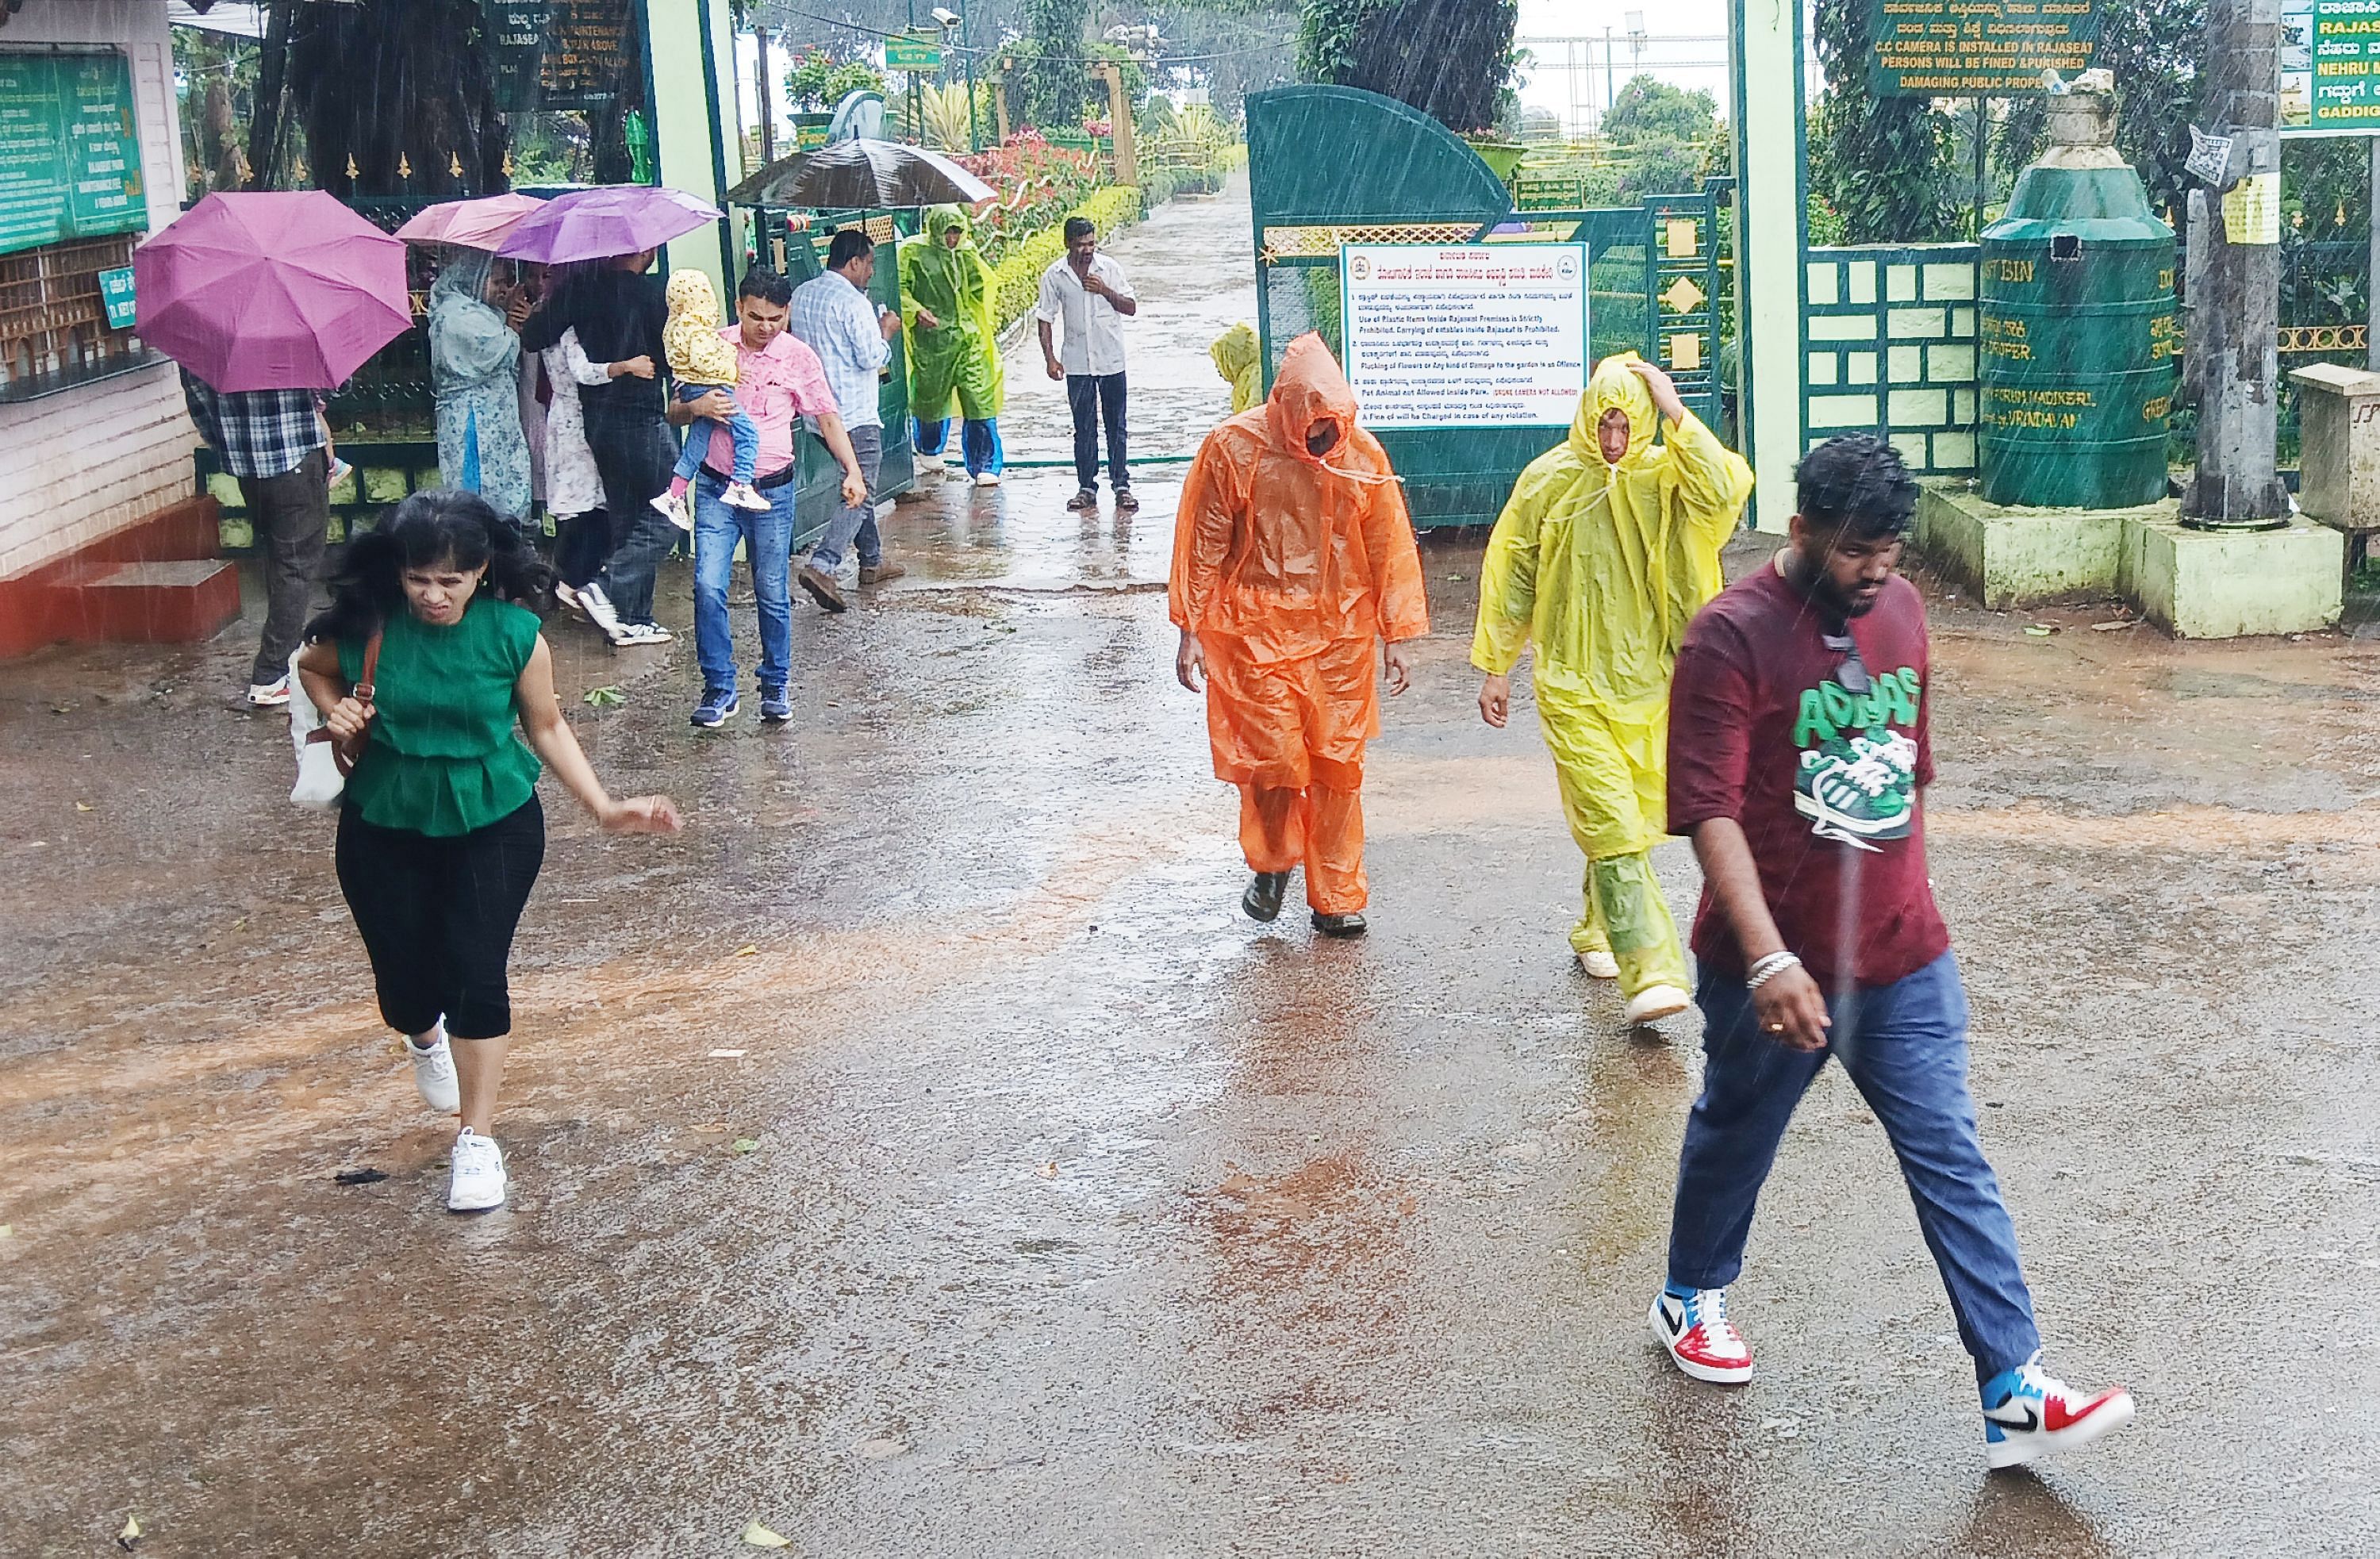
98, 263, 134, 328
1339, 244, 1588, 431
1864, 0, 2098, 96
2282, 0, 2380, 136
885, 31, 944, 71
480, 1, 557, 113
0, 49, 147, 258
539, 0, 631, 109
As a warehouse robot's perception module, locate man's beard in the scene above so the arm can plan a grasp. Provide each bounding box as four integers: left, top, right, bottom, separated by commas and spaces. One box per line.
1784, 547, 1883, 620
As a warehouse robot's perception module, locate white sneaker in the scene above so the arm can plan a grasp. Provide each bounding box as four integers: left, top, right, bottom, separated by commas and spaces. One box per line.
651, 490, 692, 530
612, 620, 673, 647
447, 1128, 508, 1212
247, 675, 292, 708
723, 480, 771, 511
974, 470, 1001, 488
1625, 984, 1692, 1024
1576, 950, 1621, 980
406, 1025, 459, 1114
915, 451, 946, 474
1650, 1286, 1754, 1384
578, 581, 624, 639
554, 581, 582, 616
1982, 1357, 2135, 1470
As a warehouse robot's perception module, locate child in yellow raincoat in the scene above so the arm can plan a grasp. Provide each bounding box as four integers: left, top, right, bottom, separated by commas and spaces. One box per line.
1172, 332, 1430, 938
1472, 352, 1752, 1023
1210, 323, 1262, 414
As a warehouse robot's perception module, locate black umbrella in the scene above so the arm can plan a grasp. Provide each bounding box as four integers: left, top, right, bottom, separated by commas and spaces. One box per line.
726, 138, 996, 210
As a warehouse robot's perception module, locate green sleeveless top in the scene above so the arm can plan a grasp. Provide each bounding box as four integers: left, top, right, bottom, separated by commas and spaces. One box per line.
339, 596, 542, 837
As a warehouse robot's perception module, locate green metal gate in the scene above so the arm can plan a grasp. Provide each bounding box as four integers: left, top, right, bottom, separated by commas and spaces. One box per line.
1245, 85, 1728, 528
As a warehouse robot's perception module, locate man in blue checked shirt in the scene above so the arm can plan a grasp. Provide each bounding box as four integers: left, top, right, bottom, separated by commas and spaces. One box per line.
789, 228, 904, 611
182, 371, 331, 708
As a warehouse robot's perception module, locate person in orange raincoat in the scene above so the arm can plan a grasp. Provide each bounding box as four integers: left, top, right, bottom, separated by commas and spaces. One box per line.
1169, 332, 1430, 938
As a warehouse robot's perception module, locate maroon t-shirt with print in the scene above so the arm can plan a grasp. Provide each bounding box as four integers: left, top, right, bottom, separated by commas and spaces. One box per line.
1666, 561, 1950, 989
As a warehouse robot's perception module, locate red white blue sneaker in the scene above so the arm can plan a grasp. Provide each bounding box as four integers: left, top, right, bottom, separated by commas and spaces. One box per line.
1649, 1284, 1753, 1384
1981, 1356, 2134, 1469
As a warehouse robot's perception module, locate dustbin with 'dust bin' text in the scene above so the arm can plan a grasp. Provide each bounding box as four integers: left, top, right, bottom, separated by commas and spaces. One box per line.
1977, 79, 2178, 510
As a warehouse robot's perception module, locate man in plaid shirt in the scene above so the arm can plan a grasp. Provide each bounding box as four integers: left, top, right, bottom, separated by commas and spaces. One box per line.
182, 371, 330, 707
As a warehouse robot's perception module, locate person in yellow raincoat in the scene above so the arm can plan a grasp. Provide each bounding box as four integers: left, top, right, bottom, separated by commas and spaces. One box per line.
1172, 332, 1430, 938
1210, 322, 1262, 414
1473, 352, 1752, 1022
900, 205, 1005, 483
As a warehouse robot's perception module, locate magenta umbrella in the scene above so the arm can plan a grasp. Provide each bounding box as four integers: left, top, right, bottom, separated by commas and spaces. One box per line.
394, 192, 547, 251
135, 191, 411, 391
496, 184, 722, 264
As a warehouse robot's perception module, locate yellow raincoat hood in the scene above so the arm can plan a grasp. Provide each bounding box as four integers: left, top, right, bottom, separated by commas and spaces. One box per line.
1578, 351, 1659, 467
1211, 323, 1261, 414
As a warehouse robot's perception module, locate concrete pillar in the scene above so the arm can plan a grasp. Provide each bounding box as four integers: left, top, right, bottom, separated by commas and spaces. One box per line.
1729, 0, 1806, 532
644, 0, 745, 296
2185, 0, 2290, 528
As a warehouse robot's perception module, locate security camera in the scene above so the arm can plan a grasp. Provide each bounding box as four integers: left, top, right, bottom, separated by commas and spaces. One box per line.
931, 7, 961, 26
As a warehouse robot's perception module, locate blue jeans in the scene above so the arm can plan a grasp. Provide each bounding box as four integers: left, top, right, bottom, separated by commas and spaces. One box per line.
1665, 951, 2041, 1382
913, 415, 1004, 477
692, 470, 793, 693
673, 382, 759, 485
808, 424, 882, 572
1066, 372, 1127, 493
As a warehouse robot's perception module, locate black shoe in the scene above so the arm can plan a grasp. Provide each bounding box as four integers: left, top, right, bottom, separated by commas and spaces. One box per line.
1241, 870, 1289, 922
1311, 910, 1368, 938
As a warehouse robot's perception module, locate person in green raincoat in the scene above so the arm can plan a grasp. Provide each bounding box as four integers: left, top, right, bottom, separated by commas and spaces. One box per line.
1211, 322, 1261, 414
1472, 352, 1753, 1024
900, 204, 1006, 485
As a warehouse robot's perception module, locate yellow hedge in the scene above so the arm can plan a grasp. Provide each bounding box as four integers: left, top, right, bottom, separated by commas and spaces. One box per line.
991, 184, 1145, 335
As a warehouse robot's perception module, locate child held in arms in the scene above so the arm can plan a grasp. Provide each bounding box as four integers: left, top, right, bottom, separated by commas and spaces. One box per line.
656, 269, 767, 526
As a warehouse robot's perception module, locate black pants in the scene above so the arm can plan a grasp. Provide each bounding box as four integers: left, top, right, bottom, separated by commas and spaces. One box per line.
581, 397, 678, 625
1066, 372, 1129, 494
240, 447, 330, 685
554, 505, 610, 589
335, 795, 545, 1040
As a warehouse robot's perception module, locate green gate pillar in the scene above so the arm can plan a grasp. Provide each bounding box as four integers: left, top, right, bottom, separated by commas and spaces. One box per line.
1730, 0, 1806, 532
644, 0, 747, 294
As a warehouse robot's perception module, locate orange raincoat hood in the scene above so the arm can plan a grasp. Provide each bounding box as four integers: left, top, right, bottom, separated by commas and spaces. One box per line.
1265, 332, 1359, 466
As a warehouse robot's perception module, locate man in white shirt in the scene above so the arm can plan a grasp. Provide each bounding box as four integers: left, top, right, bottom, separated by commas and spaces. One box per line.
1035, 217, 1139, 513
789, 228, 905, 609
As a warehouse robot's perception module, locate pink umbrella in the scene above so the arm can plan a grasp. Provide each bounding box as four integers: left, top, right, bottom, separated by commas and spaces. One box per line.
497, 184, 722, 264
393, 192, 547, 251
136, 191, 411, 391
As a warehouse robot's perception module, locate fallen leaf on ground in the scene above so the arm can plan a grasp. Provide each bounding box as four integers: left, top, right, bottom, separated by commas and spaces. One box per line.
0, 1223, 13, 1238
1035, 1161, 1058, 1179
118, 1515, 141, 1549
735, 944, 758, 957
2090, 619, 2138, 631
332, 1168, 388, 1185
583, 685, 625, 708
732, 1138, 762, 1154
75, 802, 93, 812
708, 1048, 747, 1058
2023, 624, 2055, 636
740, 1519, 793, 1548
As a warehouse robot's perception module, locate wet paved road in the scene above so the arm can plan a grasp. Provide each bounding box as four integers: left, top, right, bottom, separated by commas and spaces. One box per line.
6, 181, 2380, 1555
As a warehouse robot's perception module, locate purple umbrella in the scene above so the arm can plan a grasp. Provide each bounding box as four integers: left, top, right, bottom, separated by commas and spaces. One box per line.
135, 191, 411, 391
496, 184, 723, 264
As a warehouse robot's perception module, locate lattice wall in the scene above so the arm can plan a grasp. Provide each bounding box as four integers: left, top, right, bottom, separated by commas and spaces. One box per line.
1802, 244, 1981, 476
0, 233, 144, 398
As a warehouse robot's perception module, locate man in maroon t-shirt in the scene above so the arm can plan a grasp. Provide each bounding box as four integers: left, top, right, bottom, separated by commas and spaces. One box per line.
1647, 435, 2133, 1472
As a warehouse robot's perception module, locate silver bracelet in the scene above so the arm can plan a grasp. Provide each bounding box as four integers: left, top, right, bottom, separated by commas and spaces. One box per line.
1745, 951, 1802, 990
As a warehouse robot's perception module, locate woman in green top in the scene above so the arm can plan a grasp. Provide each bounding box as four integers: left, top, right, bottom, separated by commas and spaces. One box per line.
295, 490, 679, 1214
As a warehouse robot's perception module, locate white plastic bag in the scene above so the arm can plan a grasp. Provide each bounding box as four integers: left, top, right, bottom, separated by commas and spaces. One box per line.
286, 645, 346, 810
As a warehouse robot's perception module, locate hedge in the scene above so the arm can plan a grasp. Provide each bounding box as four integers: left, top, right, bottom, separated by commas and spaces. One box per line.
990, 183, 1145, 335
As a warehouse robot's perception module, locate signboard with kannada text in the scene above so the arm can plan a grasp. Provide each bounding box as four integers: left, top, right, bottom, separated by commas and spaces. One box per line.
1865, 0, 2099, 97
98, 264, 134, 328
0, 48, 148, 258
885, 32, 944, 71
1340, 244, 1588, 431
2282, 0, 2380, 136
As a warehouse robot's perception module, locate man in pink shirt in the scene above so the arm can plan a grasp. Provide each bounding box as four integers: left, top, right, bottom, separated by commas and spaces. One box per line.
670, 267, 867, 729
